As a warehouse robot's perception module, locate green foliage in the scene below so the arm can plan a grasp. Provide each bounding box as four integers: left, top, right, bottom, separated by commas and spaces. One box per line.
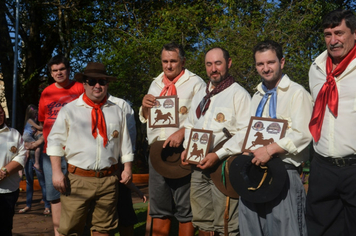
1, 0, 356, 160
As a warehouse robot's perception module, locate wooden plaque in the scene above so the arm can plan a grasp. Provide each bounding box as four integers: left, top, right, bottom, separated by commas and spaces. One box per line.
242, 116, 288, 153
185, 129, 213, 165
148, 95, 179, 128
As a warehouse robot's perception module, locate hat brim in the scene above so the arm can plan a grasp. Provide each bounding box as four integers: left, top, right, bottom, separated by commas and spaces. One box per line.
74, 73, 117, 82
208, 139, 240, 199
150, 141, 192, 179
229, 155, 288, 203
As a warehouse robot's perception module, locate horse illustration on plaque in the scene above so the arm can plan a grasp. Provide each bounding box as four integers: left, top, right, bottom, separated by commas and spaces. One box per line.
149, 96, 179, 128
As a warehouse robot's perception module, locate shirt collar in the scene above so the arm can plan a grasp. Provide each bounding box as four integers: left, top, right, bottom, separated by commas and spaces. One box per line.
256, 74, 291, 95
76, 94, 115, 107
155, 68, 190, 88
0, 124, 10, 133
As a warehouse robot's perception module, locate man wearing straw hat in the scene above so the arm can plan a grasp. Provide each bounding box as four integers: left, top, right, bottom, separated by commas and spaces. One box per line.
47, 62, 134, 236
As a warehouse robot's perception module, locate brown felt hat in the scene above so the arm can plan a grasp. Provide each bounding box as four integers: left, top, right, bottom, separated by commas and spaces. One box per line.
208, 139, 240, 199
150, 141, 192, 179
74, 62, 117, 82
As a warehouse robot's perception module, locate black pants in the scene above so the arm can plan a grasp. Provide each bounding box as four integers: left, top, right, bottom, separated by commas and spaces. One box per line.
306, 154, 356, 236
0, 189, 19, 236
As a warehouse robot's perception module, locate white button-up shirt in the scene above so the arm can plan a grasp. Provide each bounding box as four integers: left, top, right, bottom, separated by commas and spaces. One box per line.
47, 94, 134, 170
139, 69, 206, 145
252, 75, 313, 166
184, 81, 252, 159
309, 50, 356, 158
0, 125, 26, 193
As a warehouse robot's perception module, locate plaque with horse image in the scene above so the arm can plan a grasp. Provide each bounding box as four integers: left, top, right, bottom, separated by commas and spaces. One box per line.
242, 116, 288, 153
148, 95, 179, 128
185, 129, 213, 165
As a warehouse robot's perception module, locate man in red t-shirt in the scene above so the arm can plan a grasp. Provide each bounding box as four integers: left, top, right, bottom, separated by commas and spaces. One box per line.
37, 55, 84, 236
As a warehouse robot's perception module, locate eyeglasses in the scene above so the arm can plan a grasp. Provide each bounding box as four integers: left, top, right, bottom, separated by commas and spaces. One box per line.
86, 78, 108, 86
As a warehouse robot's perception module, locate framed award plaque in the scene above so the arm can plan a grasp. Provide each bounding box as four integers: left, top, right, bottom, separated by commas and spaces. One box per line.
185, 129, 213, 165
148, 95, 179, 128
242, 116, 288, 153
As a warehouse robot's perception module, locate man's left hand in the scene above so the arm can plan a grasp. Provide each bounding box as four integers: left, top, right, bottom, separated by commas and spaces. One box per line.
197, 153, 219, 169
163, 129, 184, 148
251, 146, 272, 166
120, 168, 132, 185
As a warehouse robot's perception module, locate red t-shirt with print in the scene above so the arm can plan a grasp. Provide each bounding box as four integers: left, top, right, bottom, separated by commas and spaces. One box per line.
38, 81, 84, 152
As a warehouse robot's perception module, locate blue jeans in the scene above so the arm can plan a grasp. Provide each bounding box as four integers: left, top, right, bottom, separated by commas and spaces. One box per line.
24, 154, 50, 209
42, 153, 67, 201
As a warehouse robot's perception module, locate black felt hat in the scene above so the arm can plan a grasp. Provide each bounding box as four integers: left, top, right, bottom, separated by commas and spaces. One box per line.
150, 141, 192, 179
229, 154, 288, 203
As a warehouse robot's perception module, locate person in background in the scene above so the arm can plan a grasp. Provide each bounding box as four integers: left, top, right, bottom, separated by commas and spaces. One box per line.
37, 55, 84, 236
19, 104, 51, 215
0, 104, 27, 236
108, 93, 140, 236
22, 104, 42, 171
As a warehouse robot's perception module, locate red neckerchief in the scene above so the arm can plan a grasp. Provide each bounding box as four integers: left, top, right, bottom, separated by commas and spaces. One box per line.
159, 69, 185, 96
309, 44, 356, 142
82, 93, 108, 147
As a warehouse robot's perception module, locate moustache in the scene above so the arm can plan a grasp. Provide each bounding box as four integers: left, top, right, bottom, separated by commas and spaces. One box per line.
330, 44, 342, 49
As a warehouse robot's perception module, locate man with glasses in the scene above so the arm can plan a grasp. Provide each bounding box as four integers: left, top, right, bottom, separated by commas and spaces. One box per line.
37, 55, 84, 236
47, 62, 134, 236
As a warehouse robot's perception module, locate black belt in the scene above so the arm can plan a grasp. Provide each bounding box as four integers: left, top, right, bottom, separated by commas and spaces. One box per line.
315, 152, 356, 167
284, 163, 302, 174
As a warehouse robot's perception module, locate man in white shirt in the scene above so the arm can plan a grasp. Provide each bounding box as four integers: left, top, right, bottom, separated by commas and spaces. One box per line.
238, 40, 312, 236
47, 62, 134, 236
182, 47, 251, 235
140, 42, 205, 236
306, 9, 356, 236
0, 104, 27, 235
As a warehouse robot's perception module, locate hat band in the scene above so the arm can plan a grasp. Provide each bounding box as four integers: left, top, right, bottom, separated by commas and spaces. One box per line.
247, 165, 268, 191
84, 69, 108, 75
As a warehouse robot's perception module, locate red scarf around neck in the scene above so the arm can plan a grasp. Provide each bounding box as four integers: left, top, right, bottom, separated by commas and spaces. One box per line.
159, 69, 185, 96
83, 93, 108, 147
309, 44, 356, 142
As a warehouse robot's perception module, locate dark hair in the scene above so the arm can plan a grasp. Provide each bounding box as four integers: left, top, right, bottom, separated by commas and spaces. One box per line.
0, 104, 6, 127
205, 47, 230, 64
161, 42, 185, 61
24, 104, 38, 128
47, 55, 70, 73
322, 9, 356, 32
253, 40, 283, 62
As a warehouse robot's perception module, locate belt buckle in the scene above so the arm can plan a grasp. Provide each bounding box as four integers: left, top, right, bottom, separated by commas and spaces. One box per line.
96, 171, 104, 178
334, 158, 346, 167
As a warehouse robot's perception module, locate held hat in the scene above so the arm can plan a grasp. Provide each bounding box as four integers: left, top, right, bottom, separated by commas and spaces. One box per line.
209, 140, 239, 199
150, 141, 192, 179
74, 62, 117, 82
229, 154, 288, 203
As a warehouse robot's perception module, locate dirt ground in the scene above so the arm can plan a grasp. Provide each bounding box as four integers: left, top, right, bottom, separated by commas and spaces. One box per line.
12, 183, 149, 236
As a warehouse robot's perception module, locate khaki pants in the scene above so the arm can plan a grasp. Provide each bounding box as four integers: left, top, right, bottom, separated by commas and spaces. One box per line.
58, 173, 119, 235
